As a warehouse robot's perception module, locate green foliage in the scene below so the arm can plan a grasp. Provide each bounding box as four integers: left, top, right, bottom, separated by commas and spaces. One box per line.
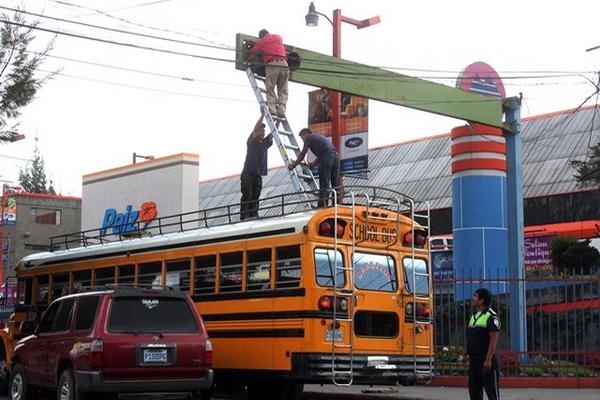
17, 140, 55, 194
571, 142, 600, 187
0, 10, 53, 143
549, 235, 600, 273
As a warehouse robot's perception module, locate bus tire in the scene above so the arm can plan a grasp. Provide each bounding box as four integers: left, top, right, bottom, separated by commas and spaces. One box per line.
286, 383, 303, 400
192, 388, 213, 400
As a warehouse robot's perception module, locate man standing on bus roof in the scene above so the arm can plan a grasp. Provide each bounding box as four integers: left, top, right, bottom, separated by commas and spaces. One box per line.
288, 128, 340, 207
241, 114, 273, 221
250, 29, 289, 117
466, 287, 501, 400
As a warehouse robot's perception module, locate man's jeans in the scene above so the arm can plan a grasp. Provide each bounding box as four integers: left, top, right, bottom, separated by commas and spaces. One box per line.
317, 152, 340, 207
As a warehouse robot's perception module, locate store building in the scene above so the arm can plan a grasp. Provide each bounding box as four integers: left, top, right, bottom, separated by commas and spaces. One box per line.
1, 192, 81, 281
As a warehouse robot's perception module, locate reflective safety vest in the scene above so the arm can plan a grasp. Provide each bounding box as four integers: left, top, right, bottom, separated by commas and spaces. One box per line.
468, 308, 500, 329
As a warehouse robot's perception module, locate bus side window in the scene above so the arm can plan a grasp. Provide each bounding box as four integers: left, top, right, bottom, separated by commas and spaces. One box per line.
276, 246, 301, 289
117, 265, 135, 284
166, 259, 191, 293
219, 252, 242, 293
51, 273, 69, 300
194, 255, 216, 296
138, 262, 161, 287
35, 275, 50, 305
247, 249, 271, 291
17, 277, 33, 305
73, 270, 92, 293
94, 267, 115, 288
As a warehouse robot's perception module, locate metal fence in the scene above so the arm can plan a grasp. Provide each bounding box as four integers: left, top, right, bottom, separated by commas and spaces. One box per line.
433, 267, 600, 378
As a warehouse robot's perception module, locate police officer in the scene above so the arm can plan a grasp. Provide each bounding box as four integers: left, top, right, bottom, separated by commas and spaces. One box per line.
466, 288, 500, 400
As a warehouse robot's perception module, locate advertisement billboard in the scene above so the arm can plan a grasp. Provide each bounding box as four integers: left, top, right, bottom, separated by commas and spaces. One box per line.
1, 196, 16, 225
307, 89, 369, 175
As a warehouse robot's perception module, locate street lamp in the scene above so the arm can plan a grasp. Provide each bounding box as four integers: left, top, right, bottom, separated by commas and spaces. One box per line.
132, 152, 154, 164
305, 2, 380, 188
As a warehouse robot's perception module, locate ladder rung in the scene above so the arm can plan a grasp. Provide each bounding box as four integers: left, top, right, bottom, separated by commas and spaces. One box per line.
333, 344, 352, 349
284, 144, 300, 151
333, 291, 354, 297
370, 201, 398, 208
367, 215, 397, 222
334, 318, 352, 322
278, 129, 293, 136
297, 173, 314, 180
412, 296, 430, 301
367, 231, 397, 237
252, 74, 265, 81
332, 371, 353, 375
414, 272, 429, 277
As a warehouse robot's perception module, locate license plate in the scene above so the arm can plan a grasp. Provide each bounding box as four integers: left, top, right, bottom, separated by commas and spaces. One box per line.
325, 329, 342, 342
143, 349, 168, 363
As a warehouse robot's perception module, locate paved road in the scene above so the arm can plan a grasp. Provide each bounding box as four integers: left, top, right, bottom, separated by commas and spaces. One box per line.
1, 384, 599, 400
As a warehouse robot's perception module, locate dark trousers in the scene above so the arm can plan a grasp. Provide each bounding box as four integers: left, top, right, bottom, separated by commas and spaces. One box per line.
240, 172, 262, 220
468, 355, 500, 400
317, 152, 340, 207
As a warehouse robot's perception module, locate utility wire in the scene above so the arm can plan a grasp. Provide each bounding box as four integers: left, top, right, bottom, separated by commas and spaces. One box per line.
48, 0, 231, 48
100, 0, 175, 14
0, 5, 233, 51
36, 68, 254, 102
0, 18, 235, 63
31, 51, 249, 88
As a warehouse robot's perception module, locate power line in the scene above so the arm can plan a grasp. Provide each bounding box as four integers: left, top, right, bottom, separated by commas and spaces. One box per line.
36, 68, 255, 102
32, 51, 249, 88
0, 18, 235, 63
0, 5, 233, 51
101, 0, 175, 14
48, 0, 231, 49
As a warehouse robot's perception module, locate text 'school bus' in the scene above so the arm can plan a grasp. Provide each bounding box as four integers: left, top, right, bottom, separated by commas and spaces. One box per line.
1, 187, 433, 396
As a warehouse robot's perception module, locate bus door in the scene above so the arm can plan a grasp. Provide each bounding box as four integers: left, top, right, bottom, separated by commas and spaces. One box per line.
400, 257, 432, 354
352, 251, 403, 353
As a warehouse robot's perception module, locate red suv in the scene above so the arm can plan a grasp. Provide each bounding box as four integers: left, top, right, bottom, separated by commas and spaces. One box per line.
9, 287, 213, 400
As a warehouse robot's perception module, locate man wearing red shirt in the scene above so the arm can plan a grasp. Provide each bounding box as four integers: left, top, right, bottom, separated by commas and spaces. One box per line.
251, 29, 288, 117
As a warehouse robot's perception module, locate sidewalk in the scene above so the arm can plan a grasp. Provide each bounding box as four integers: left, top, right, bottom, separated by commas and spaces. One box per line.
304, 384, 600, 400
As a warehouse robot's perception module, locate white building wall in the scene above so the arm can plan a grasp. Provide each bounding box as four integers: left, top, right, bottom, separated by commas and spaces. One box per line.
81, 154, 199, 235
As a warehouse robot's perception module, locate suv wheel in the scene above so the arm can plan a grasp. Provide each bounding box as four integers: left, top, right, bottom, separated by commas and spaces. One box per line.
57, 368, 89, 400
9, 363, 34, 400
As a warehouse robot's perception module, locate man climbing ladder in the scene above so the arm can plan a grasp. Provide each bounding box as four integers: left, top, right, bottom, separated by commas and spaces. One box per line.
250, 29, 289, 117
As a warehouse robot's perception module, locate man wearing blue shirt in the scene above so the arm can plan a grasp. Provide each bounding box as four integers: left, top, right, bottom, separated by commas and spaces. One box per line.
240, 115, 273, 220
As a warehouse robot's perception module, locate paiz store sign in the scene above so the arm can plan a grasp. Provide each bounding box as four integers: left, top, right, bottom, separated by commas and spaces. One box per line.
100, 201, 158, 236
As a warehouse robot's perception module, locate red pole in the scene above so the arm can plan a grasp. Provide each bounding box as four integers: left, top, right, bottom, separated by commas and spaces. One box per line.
332, 9, 343, 189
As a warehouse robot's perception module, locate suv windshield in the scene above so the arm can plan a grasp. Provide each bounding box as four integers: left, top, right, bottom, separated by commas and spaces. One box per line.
108, 297, 198, 333
354, 252, 397, 292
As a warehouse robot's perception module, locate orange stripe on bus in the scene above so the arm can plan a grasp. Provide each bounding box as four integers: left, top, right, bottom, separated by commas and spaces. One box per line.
451, 159, 507, 173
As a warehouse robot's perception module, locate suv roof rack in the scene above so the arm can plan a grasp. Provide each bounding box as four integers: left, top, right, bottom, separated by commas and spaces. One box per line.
75, 283, 177, 293
50, 186, 420, 251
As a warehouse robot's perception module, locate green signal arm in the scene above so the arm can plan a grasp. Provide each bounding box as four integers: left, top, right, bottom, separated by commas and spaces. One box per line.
236, 33, 503, 128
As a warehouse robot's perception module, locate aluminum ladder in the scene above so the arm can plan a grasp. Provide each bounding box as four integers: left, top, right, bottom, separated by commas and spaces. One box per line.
245, 68, 319, 204
409, 200, 434, 382
330, 191, 354, 386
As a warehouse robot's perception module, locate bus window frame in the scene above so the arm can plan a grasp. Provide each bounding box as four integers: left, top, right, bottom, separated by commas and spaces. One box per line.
35, 274, 50, 305
117, 264, 136, 285
275, 245, 302, 289
72, 269, 92, 294
314, 247, 346, 288
51, 272, 70, 301
94, 266, 116, 289
401, 256, 430, 295
219, 251, 243, 294
165, 258, 192, 294
246, 247, 272, 292
353, 251, 399, 293
193, 254, 217, 296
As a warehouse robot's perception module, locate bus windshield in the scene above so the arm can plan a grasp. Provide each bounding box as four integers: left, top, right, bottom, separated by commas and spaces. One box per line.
354, 252, 397, 292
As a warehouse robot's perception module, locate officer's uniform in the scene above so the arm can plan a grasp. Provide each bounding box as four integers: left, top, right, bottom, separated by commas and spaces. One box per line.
466, 307, 501, 400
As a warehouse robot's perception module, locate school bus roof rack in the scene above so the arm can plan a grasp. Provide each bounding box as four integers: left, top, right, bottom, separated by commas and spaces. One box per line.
49, 186, 424, 251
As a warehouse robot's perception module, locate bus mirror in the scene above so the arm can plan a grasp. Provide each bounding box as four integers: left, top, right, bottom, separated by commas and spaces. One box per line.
20, 320, 35, 336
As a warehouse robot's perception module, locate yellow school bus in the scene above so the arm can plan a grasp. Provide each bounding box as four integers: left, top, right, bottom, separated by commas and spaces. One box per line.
1, 187, 433, 397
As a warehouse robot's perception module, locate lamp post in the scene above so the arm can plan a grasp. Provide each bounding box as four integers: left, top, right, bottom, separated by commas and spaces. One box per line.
132, 152, 154, 164
305, 2, 380, 188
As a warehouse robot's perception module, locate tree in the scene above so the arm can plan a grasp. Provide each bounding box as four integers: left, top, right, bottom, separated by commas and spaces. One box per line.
550, 235, 600, 274
570, 142, 600, 187
0, 10, 53, 143
18, 139, 55, 194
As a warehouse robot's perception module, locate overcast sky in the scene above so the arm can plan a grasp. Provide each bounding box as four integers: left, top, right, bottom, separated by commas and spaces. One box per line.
0, 0, 599, 196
